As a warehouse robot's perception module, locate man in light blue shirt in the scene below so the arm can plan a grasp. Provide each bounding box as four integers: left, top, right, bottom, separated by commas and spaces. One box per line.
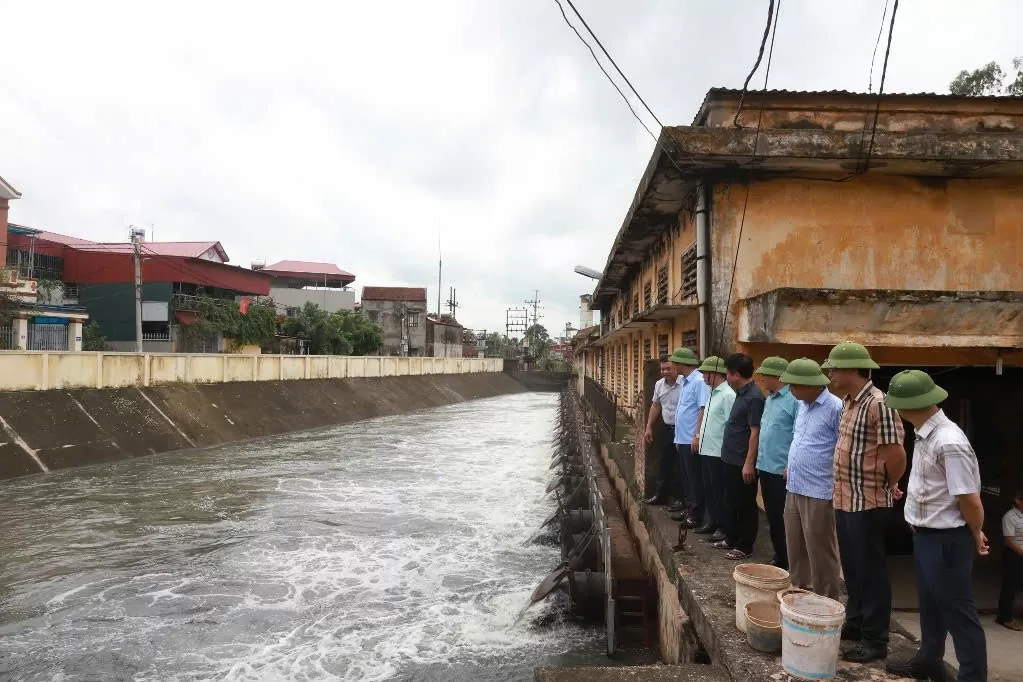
693, 356, 735, 541
780, 358, 844, 600
755, 357, 799, 569
673, 351, 708, 526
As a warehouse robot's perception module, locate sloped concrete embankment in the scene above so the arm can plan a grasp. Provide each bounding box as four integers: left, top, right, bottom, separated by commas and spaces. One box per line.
0, 373, 527, 480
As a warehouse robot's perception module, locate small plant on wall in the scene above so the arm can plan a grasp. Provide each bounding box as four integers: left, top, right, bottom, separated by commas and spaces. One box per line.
36, 279, 64, 305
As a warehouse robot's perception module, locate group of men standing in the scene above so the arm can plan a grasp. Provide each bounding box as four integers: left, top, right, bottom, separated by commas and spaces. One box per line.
644, 342, 992, 681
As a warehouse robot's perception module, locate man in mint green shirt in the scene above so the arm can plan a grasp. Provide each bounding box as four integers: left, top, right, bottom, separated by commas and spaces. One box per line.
755, 357, 799, 569
694, 356, 736, 541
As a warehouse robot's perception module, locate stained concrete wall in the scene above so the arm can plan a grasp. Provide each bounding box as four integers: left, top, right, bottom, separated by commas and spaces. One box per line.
0, 372, 528, 480
0, 352, 503, 391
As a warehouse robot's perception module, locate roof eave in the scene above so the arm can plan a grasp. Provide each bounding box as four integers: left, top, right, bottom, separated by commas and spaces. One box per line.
0, 175, 21, 201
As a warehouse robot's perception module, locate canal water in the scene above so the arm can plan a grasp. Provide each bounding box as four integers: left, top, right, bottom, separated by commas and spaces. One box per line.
0, 393, 609, 681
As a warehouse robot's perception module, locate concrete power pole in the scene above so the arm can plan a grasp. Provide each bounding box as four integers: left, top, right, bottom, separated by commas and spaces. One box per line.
130, 226, 145, 353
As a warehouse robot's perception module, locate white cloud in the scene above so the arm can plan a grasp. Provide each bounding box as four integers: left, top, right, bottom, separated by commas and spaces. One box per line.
2, 0, 1021, 335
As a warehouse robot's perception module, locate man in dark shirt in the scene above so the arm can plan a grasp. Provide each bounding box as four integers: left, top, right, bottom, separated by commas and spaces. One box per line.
715, 353, 766, 560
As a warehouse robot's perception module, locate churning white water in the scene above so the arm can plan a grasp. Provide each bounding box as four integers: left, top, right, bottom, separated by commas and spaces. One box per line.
0, 393, 605, 681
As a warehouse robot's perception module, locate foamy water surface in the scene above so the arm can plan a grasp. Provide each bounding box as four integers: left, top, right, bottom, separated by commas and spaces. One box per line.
0, 393, 605, 681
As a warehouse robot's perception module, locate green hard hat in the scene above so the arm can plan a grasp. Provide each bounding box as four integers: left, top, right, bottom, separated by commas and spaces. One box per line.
755, 356, 789, 377
779, 358, 830, 386
826, 342, 880, 370
669, 347, 700, 366
698, 355, 727, 374
884, 370, 948, 410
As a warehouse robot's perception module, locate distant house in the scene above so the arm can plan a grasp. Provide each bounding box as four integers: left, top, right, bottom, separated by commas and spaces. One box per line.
461, 328, 480, 358
360, 286, 428, 356
255, 260, 356, 315
426, 315, 463, 358
6, 228, 269, 352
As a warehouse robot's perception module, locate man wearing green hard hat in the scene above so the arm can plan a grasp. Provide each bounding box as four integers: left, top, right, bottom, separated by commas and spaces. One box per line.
779, 358, 844, 602
670, 347, 709, 528
753, 356, 798, 570
826, 342, 907, 663
693, 355, 735, 542
882, 370, 987, 682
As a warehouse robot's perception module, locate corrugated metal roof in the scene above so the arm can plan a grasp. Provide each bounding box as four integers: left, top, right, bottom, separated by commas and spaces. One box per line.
262, 260, 355, 280
30, 230, 229, 262
361, 286, 428, 302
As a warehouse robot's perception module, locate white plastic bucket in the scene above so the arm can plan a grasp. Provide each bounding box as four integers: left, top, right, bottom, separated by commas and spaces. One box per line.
733, 563, 790, 633
780, 591, 846, 681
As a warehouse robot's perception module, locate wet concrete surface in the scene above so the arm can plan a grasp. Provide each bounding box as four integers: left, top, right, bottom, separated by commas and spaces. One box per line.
534, 663, 731, 681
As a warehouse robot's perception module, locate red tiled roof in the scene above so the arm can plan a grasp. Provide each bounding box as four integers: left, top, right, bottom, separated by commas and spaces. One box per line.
32, 231, 229, 262
261, 260, 355, 280
361, 286, 428, 302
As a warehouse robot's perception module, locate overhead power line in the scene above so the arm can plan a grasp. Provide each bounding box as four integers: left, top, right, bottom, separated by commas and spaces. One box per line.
868, 0, 892, 94
562, 0, 664, 129
733, 0, 777, 127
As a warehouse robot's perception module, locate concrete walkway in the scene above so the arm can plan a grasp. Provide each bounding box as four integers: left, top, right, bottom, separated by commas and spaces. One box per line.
892, 612, 1020, 682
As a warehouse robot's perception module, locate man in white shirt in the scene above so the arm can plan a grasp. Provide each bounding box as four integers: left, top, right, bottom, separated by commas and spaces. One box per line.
883, 370, 987, 682
644, 355, 682, 506
997, 490, 1023, 631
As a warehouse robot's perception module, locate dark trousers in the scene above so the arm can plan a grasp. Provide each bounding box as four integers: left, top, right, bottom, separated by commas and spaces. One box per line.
677, 444, 703, 522
655, 423, 681, 503
760, 471, 788, 569
913, 527, 987, 681
835, 508, 892, 646
723, 462, 759, 554
998, 550, 1022, 623
701, 455, 725, 532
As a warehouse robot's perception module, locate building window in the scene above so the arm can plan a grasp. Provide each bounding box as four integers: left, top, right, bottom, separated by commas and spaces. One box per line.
367, 310, 380, 323
682, 330, 697, 352
657, 264, 668, 305
657, 334, 669, 359
632, 339, 640, 400
643, 281, 652, 310
643, 339, 652, 360
632, 291, 639, 318
408, 312, 420, 327
681, 244, 698, 301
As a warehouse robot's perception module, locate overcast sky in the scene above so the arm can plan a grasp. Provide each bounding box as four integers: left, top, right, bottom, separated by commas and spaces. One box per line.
2, 0, 1020, 336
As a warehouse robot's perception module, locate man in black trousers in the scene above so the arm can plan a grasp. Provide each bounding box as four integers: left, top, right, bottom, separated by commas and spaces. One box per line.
714, 353, 765, 561
644, 356, 682, 507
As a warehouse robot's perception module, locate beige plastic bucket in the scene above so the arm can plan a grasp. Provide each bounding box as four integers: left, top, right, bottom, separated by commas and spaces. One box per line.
733, 563, 790, 633
780, 591, 846, 680
745, 600, 782, 653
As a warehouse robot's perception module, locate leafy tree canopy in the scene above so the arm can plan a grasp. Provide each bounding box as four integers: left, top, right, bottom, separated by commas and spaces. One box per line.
950, 58, 1023, 96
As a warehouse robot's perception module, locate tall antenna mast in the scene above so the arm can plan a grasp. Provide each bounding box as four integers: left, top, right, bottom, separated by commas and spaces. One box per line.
437, 232, 442, 317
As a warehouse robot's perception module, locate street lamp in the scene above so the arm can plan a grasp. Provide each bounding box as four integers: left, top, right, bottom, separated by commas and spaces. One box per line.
573, 265, 602, 280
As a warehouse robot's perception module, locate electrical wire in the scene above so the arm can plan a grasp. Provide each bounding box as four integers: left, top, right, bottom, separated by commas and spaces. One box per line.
732, 0, 776, 128
551, 0, 690, 178
563, 0, 664, 129
868, 0, 891, 94
707, 0, 781, 360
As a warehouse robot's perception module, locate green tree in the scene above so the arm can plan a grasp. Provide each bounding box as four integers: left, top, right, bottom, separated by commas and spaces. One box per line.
283, 302, 383, 355
524, 324, 551, 360
950, 58, 1023, 96
82, 321, 108, 351
178, 295, 277, 350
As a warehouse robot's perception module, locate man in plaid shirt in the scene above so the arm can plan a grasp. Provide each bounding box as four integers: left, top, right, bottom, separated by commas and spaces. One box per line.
826, 342, 907, 664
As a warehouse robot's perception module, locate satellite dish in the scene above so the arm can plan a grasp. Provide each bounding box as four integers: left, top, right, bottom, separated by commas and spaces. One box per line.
573, 265, 602, 280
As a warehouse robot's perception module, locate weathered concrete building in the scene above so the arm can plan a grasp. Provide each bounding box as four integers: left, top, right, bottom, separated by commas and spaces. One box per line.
579, 88, 1023, 507
425, 314, 463, 358
360, 286, 427, 356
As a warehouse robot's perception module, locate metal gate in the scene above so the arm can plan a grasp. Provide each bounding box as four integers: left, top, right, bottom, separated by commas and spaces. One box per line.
27, 324, 68, 351
0, 326, 14, 350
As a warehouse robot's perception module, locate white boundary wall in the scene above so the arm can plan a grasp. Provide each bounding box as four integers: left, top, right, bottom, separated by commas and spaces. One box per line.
0, 352, 504, 391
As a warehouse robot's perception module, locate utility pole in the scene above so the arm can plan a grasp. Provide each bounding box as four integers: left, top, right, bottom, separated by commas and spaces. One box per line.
129, 226, 146, 353
524, 289, 543, 327
445, 287, 459, 319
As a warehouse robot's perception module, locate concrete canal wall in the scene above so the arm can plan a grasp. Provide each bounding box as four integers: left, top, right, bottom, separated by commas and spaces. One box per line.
0, 351, 504, 391
0, 370, 527, 480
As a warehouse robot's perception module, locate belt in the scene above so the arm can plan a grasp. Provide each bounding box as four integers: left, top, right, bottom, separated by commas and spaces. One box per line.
910, 524, 967, 534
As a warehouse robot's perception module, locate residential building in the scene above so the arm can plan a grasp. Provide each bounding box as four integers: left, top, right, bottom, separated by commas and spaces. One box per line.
6, 229, 269, 352
2, 222, 89, 350
461, 328, 480, 358
426, 315, 463, 358
0, 174, 20, 267
255, 260, 356, 314
577, 89, 1023, 515
360, 286, 428, 356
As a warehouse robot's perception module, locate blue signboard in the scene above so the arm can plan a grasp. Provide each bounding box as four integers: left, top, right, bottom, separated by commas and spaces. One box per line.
32, 317, 67, 325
